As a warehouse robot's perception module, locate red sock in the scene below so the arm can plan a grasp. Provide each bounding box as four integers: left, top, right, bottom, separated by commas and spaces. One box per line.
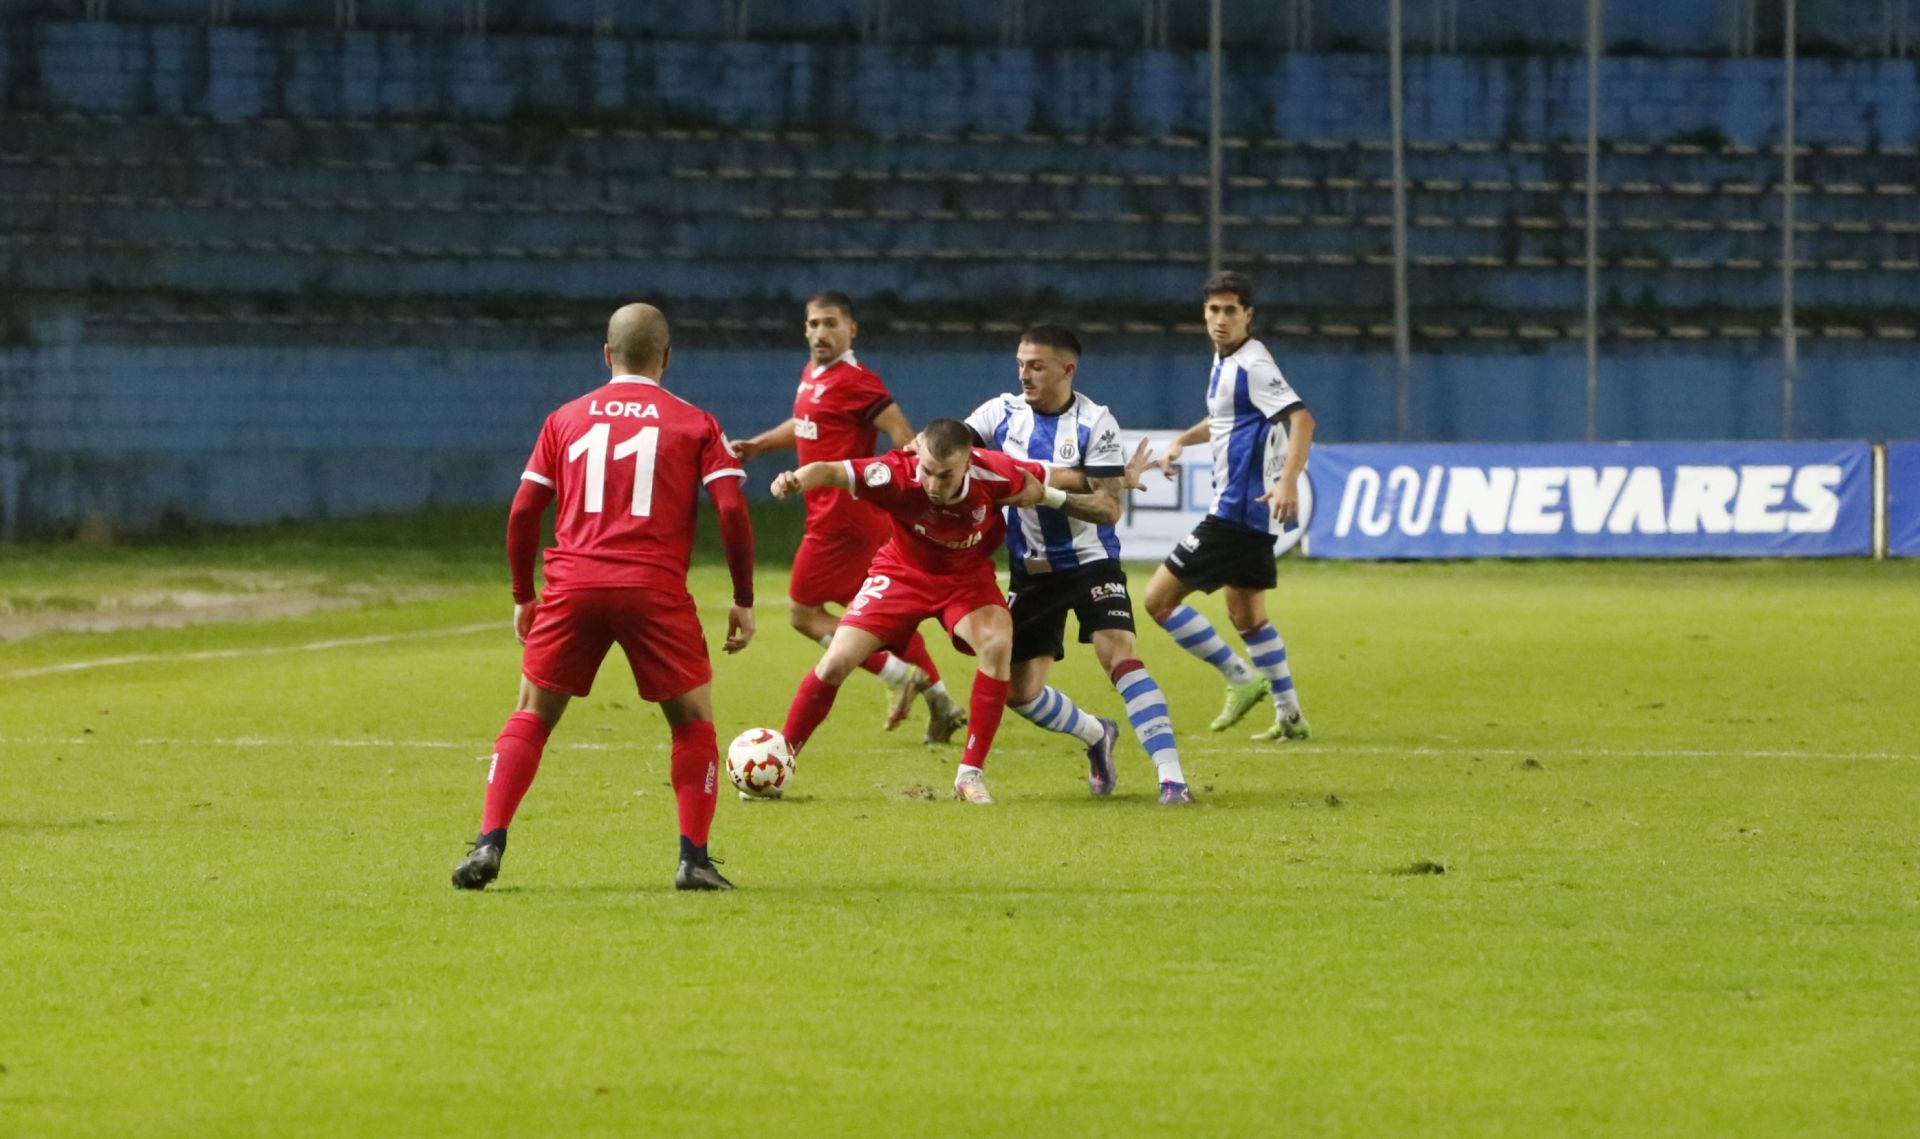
900, 632, 941, 682
856, 648, 897, 677
480, 711, 552, 833
782, 670, 842, 757
669, 720, 719, 847
960, 673, 1011, 770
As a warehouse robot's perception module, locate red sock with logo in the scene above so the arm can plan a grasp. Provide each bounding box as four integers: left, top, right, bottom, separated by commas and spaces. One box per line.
481, 711, 552, 833
782, 670, 842, 757
669, 720, 719, 847
960, 673, 1011, 770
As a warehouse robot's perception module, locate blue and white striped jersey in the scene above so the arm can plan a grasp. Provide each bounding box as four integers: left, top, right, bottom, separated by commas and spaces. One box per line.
1206, 338, 1306, 534
965, 391, 1127, 577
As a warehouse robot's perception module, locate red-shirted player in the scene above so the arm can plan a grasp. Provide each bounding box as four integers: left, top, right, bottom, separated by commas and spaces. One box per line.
452, 304, 756, 893
771, 418, 1084, 804
732, 292, 965, 743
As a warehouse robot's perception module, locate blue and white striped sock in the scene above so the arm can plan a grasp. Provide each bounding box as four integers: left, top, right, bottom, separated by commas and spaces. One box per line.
1240, 623, 1302, 714
1111, 660, 1185, 784
1157, 605, 1257, 685
1012, 687, 1106, 746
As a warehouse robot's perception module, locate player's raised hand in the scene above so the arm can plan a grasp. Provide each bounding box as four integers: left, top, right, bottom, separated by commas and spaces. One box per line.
723, 604, 756, 653
1257, 475, 1301, 525
1155, 440, 1184, 479
1121, 437, 1154, 490
729, 437, 762, 461
770, 471, 802, 498
513, 600, 537, 645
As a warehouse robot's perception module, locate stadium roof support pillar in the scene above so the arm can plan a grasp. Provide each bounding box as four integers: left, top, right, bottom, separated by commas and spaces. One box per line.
1585, 0, 1603, 442
1208, 0, 1223, 275
1389, 0, 1412, 440
1782, 0, 1798, 440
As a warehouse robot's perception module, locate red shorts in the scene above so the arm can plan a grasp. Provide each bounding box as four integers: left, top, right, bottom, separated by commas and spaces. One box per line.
837, 560, 1006, 656
789, 520, 889, 608
520, 587, 711, 701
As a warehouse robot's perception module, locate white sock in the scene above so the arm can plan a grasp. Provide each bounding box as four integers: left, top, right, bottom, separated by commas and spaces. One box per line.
876, 656, 911, 687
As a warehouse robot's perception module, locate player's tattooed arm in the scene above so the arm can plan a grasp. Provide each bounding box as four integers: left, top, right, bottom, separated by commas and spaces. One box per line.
732, 418, 798, 461
1055, 474, 1126, 525
771, 460, 853, 499
1154, 418, 1210, 477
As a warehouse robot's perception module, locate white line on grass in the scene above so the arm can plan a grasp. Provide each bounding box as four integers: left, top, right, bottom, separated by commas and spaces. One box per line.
1, 623, 501, 680
0, 736, 1912, 763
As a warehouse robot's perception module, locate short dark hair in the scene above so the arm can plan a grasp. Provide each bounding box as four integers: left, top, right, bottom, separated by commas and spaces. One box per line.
920, 418, 975, 459
806, 291, 856, 320
1020, 323, 1082, 359
1202, 271, 1255, 309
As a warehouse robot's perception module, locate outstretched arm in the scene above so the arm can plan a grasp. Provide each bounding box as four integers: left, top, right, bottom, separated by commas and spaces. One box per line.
771, 460, 854, 499
1155, 417, 1210, 477
506, 479, 556, 643
732, 419, 798, 462
705, 475, 757, 653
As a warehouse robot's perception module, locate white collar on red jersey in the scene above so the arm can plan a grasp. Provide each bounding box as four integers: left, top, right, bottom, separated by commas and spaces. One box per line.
809, 350, 858, 379
609, 374, 661, 386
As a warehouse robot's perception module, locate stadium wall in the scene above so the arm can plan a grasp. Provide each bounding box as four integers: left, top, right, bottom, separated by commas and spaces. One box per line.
5, 337, 1918, 534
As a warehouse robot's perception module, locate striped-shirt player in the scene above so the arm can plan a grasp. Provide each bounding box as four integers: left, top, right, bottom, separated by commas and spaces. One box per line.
1142, 271, 1318, 745
963, 324, 1191, 804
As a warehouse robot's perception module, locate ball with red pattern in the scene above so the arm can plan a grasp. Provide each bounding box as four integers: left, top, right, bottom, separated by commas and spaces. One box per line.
726, 727, 795, 798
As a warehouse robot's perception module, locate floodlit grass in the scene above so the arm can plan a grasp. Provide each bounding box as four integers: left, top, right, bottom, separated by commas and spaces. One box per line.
3, 524, 1918, 1136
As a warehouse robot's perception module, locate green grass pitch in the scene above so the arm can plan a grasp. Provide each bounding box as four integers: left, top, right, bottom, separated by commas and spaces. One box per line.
3, 518, 1918, 1137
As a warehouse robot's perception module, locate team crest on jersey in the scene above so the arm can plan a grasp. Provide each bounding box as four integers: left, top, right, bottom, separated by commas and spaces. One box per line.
971, 505, 987, 522
864, 463, 892, 487
1059, 442, 1078, 462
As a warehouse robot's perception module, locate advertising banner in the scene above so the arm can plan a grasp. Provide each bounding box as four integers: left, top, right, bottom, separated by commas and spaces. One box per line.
1888, 442, 1920, 558
1304, 441, 1874, 559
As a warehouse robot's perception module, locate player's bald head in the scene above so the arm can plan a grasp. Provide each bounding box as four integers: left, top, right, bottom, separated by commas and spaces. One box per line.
606, 303, 670, 375
920, 418, 974, 461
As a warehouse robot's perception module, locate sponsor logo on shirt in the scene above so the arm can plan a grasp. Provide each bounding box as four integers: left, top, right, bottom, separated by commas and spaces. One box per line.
795, 415, 820, 440
911, 525, 985, 550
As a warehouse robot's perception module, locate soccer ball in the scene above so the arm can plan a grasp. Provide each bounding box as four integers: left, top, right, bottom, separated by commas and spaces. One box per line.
727, 727, 794, 799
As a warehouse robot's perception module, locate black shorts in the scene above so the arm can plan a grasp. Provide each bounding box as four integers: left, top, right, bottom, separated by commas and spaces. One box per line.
1007, 561, 1138, 663
1163, 515, 1279, 593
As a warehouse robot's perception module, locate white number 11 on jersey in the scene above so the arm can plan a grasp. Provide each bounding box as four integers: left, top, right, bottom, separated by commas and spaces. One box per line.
567, 424, 659, 516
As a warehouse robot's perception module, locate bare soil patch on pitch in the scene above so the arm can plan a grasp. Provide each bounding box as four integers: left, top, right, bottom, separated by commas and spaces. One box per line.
0, 571, 454, 642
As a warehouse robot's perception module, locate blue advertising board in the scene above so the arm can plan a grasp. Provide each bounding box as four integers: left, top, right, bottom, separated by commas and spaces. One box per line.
1888, 442, 1920, 558
1304, 441, 1873, 559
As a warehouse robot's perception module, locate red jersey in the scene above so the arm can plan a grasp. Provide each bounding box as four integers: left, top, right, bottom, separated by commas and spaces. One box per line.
793, 354, 895, 536
521, 375, 744, 595
843, 448, 1047, 576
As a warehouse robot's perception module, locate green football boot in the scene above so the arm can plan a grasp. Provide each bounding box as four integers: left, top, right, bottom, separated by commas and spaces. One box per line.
1251, 707, 1313, 742
1209, 676, 1271, 731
